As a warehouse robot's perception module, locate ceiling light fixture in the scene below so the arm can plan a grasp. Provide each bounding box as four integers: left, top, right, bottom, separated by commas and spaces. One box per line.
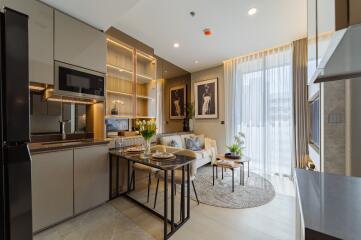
195, 60, 199, 64
248, 8, 257, 16
173, 43, 180, 48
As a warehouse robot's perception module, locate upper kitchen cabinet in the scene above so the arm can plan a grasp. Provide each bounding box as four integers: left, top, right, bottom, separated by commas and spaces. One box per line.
4, 0, 54, 85
54, 10, 106, 73
350, 0, 361, 25
308, 0, 349, 83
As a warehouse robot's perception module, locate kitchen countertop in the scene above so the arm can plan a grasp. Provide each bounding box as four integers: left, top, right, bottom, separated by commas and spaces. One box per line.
29, 139, 110, 154
295, 169, 361, 240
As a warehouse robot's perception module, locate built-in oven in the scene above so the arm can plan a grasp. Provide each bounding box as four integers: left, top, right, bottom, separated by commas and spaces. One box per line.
54, 61, 105, 101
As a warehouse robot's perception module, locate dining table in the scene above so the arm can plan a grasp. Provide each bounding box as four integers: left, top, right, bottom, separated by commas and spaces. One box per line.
108, 148, 196, 240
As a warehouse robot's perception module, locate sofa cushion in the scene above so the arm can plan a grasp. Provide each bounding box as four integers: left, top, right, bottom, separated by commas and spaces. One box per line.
160, 135, 182, 148
185, 137, 202, 151
195, 134, 205, 148
180, 134, 195, 148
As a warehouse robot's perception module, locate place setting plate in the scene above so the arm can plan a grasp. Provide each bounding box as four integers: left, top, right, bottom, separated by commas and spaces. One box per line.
151, 152, 176, 160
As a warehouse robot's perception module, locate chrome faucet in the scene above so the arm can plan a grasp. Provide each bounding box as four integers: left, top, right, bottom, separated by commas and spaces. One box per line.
59, 120, 69, 140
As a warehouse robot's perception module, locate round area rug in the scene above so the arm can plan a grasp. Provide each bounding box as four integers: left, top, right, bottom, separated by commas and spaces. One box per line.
189, 165, 275, 209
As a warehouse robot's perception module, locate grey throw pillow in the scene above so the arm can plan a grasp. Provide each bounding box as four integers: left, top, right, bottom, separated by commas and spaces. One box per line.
185, 137, 202, 151
168, 139, 180, 148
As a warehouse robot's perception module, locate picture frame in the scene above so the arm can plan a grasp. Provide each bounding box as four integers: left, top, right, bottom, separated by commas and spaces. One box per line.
169, 85, 186, 119
194, 78, 218, 119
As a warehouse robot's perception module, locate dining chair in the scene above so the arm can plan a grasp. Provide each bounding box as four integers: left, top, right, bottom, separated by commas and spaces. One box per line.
153, 149, 200, 210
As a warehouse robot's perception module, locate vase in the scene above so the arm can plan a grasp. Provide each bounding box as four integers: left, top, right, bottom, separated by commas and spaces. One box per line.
144, 138, 152, 156
189, 119, 194, 132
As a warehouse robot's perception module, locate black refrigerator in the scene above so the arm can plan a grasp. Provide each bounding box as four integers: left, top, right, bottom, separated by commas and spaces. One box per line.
0, 7, 33, 240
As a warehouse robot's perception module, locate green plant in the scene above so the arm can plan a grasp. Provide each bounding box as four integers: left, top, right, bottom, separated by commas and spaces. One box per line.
186, 102, 195, 120
227, 132, 245, 155
136, 120, 157, 140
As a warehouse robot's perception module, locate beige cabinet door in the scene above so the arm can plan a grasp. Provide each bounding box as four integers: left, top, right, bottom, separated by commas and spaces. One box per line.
5, 0, 54, 85
54, 10, 106, 73
31, 150, 74, 232
74, 145, 109, 214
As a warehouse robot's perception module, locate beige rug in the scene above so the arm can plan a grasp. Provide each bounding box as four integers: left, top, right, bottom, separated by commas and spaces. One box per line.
190, 165, 275, 209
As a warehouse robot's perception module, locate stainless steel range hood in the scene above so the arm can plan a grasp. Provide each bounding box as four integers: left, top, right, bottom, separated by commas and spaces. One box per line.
313, 23, 361, 83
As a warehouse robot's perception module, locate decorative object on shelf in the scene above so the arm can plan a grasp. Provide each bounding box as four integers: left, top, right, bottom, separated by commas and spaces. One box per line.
194, 78, 218, 119
184, 102, 195, 131
110, 100, 124, 115
136, 119, 157, 156
227, 132, 245, 157
170, 85, 186, 120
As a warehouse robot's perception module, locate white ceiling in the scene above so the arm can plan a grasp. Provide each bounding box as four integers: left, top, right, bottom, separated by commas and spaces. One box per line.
42, 0, 307, 73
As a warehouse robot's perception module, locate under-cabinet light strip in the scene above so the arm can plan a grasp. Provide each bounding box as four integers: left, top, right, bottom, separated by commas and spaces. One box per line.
47, 97, 94, 105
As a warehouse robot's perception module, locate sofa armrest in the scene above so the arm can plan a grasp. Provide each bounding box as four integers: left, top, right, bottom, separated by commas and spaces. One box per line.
204, 138, 218, 164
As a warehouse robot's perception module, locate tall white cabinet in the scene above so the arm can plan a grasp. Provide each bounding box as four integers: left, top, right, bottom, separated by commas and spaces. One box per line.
4, 0, 54, 85
54, 10, 106, 73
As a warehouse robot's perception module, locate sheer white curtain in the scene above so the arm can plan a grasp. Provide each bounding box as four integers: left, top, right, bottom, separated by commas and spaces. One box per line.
225, 45, 294, 177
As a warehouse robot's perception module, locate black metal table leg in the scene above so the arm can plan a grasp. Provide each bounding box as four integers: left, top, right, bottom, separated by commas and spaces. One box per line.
216, 165, 218, 179
187, 164, 190, 218
240, 166, 242, 185
222, 167, 224, 179
127, 159, 130, 192
116, 156, 120, 196
109, 153, 113, 200
181, 166, 185, 221
232, 169, 234, 192
164, 170, 168, 240
171, 170, 175, 232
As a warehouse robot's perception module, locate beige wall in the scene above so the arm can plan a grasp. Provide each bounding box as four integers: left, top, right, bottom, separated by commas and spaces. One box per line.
191, 65, 226, 152
321, 81, 346, 175
162, 74, 191, 133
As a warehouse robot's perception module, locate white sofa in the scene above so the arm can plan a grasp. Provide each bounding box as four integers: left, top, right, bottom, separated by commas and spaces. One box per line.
157, 133, 217, 169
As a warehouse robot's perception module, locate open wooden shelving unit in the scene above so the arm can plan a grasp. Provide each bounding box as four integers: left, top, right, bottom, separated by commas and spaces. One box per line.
106, 37, 157, 120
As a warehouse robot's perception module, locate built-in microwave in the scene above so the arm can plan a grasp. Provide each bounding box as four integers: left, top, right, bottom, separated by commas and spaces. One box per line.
54, 61, 105, 101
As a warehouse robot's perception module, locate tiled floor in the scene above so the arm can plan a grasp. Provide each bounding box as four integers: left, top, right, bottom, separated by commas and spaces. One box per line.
34, 170, 295, 240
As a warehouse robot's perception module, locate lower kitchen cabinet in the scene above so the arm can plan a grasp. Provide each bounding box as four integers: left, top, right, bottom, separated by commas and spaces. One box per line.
31, 149, 74, 232
74, 145, 109, 214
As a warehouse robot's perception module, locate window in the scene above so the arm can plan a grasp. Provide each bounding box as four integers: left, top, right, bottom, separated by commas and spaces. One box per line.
310, 97, 320, 148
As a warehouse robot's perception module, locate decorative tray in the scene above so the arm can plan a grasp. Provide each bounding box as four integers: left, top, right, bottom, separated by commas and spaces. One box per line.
224, 153, 241, 159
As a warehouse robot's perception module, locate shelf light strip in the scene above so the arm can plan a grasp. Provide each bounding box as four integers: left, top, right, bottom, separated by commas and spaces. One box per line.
137, 51, 155, 61
107, 38, 133, 52
107, 90, 133, 96
106, 64, 133, 74
107, 64, 154, 80
47, 97, 94, 105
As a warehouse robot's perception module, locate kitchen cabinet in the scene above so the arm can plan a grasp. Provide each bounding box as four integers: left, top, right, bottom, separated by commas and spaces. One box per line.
350, 0, 361, 25
4, 0, 54, 85
54, 10, 106, 73
31, 150, 74, 232
74, 145, 109, 214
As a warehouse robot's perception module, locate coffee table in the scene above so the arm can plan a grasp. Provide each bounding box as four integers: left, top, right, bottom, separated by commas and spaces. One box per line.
212, 154, 251, 192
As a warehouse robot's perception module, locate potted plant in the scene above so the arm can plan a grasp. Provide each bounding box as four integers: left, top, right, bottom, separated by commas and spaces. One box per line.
227, 132, 245, 157
184, 102, 195, 132
136, 120, 157, 156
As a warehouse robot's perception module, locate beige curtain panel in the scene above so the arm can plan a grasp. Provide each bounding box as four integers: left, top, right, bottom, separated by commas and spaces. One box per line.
293, 38, 309, 169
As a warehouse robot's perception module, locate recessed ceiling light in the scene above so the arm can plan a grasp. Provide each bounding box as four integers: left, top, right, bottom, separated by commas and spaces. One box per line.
173, 43, 180, 48
248, 8, 257, 16
194, 60, 199, 64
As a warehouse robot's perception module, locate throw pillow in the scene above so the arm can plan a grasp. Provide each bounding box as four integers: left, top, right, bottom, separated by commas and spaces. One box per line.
168, 139, 180, 148
185, 137, 202, 151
